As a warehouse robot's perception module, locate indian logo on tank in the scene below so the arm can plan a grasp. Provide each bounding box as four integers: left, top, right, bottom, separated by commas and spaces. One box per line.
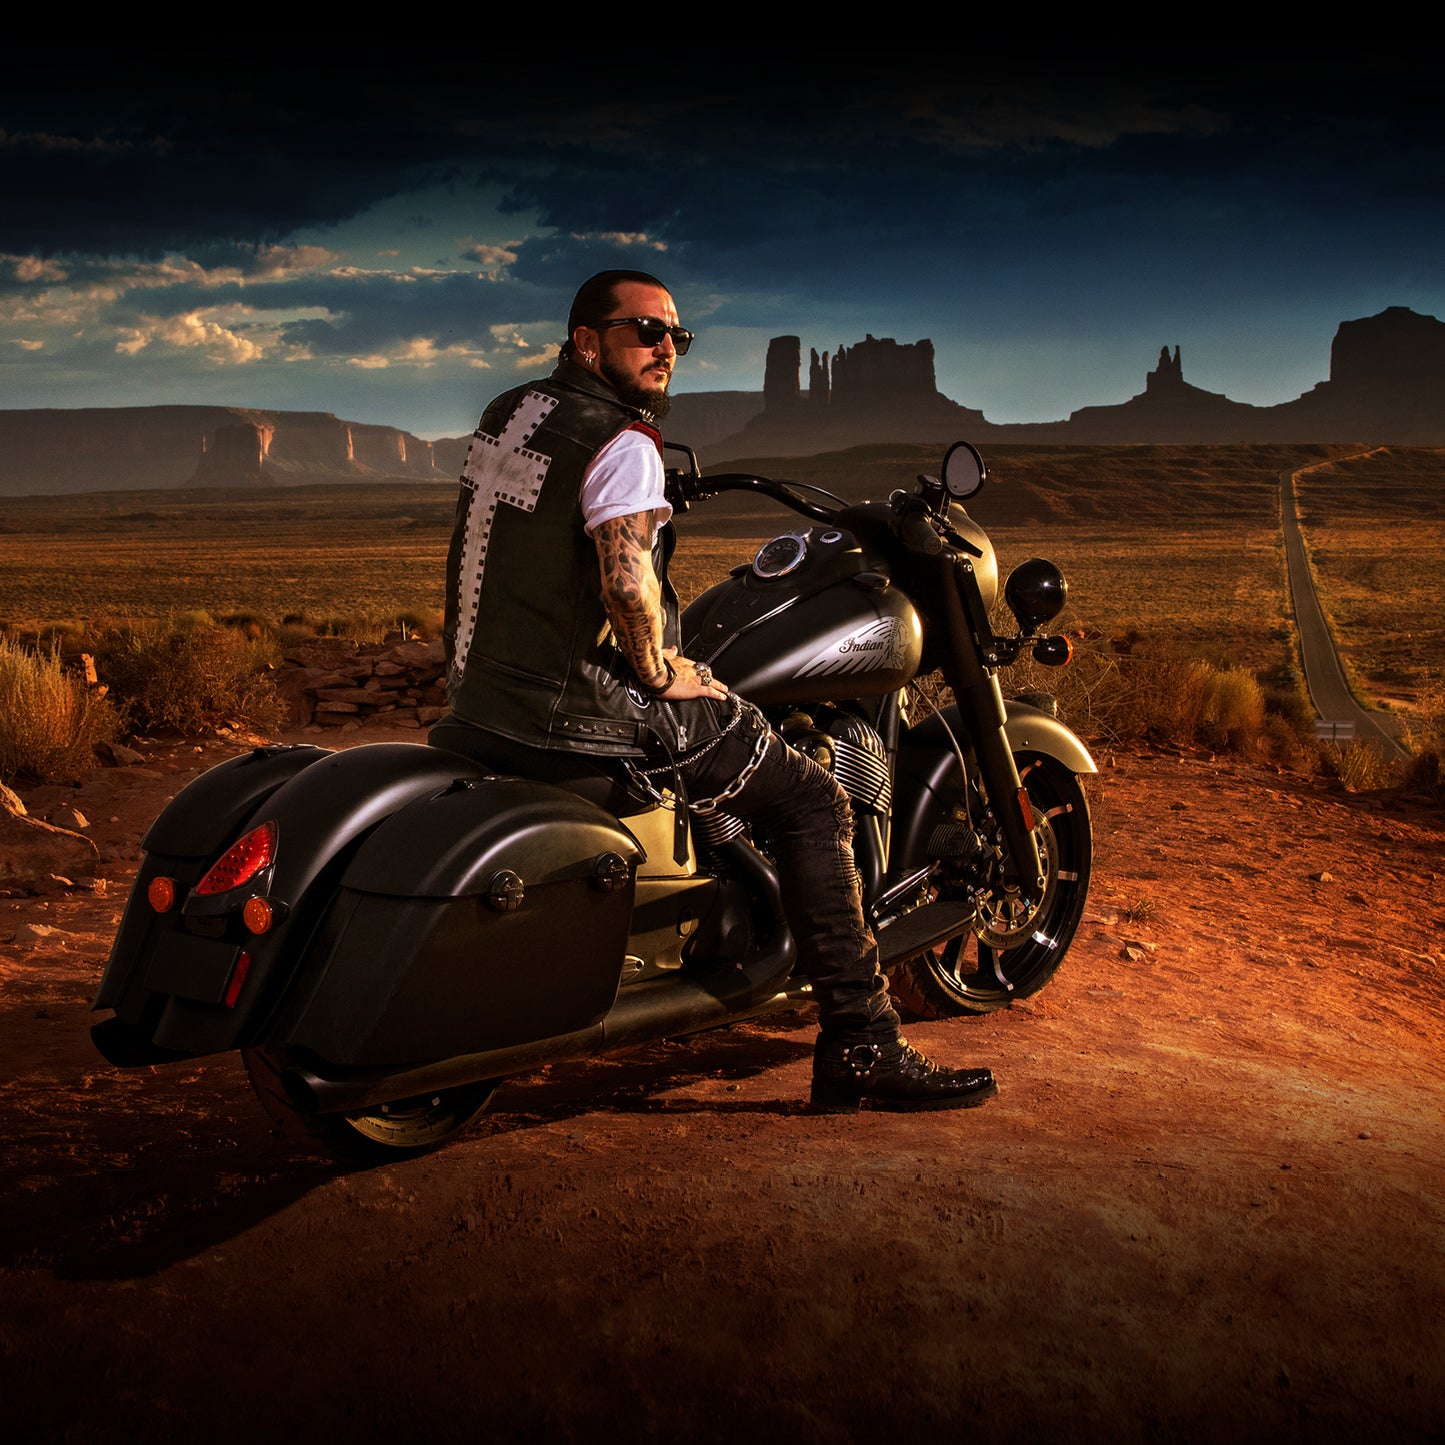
795, 617, 910, 677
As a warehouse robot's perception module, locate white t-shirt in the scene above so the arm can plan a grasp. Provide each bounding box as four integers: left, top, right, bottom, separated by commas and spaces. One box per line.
581, 426, 672, 539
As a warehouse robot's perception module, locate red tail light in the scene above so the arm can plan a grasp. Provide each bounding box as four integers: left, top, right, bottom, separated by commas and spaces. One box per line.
196, 821, 277, 896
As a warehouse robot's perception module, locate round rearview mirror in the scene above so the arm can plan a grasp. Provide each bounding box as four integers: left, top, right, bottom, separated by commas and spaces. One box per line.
942, 440, 986, 500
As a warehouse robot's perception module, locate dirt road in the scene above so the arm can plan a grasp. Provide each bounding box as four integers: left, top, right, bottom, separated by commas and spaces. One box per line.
2, 735, 1443, 1443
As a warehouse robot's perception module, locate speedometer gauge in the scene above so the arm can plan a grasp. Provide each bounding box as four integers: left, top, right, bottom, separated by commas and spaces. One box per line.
752, 533, 809, 579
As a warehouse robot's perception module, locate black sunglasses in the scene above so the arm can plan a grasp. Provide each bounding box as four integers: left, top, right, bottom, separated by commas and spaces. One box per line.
595, 316, 694, 355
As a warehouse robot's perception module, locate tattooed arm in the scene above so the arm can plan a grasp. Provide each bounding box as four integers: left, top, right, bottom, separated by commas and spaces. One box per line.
593, 511, 728, 701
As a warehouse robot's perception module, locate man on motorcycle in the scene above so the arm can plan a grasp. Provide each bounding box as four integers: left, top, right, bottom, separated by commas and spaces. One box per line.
432, 269, 996, 1113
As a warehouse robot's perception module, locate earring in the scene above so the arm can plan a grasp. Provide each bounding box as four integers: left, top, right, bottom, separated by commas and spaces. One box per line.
583, 351, 596, 364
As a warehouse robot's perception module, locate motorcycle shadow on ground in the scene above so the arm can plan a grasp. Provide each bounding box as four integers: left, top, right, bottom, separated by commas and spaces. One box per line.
1, 1008, 814, 1285
475, 1013, 818, 1126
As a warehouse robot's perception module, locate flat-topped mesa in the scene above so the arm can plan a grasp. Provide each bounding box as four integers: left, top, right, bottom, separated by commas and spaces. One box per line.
763, 334, 945, 414
716, 331, 987, 457
0, 404, 454, 495
1330, 305, 1445, 385
830, 335, 942, 408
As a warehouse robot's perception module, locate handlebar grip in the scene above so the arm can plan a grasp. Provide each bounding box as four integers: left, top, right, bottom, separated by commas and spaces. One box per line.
898, 506, 943, 556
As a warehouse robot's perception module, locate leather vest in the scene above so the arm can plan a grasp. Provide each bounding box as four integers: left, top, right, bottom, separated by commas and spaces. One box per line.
442, 361, 724, 758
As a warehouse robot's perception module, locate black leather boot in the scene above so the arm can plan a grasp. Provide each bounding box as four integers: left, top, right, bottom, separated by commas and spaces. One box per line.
810, 1037, 997, 1113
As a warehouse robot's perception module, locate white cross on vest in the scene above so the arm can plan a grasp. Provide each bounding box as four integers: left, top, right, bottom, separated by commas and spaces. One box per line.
452, 390, 559, 675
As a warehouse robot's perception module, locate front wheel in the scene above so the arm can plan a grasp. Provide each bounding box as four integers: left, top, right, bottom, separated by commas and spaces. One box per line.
242, 1048, 499, 1162
888, 751, 1091, 1018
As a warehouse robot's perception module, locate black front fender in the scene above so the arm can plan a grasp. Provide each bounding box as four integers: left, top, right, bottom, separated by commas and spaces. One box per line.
890, 699, 1095, 879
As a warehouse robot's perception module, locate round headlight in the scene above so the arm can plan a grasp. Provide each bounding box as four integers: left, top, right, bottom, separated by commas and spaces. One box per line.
1005, 558, 1068, 630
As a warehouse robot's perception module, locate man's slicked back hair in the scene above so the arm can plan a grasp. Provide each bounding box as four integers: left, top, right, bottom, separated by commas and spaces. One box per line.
559, 269, 669, 361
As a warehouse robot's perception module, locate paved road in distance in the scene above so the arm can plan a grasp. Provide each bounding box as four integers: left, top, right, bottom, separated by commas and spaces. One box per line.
1280, 465, 1408, 760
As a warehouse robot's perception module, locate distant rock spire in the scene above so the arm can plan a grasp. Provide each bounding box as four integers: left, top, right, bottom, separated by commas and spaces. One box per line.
809, 347, 830, 407
1146, 345, 1184, 393
764, 336, 802, 411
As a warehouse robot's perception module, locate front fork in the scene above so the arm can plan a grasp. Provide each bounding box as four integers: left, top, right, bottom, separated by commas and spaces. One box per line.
935, 559, 1045, 899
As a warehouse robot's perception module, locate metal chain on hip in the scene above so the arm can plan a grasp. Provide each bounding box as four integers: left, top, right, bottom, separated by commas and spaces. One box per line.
623, 697, 774, 816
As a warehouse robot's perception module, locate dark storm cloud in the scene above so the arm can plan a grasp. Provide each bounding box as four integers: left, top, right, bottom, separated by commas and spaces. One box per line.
5, 45, 1440, 430
7, 49, 1437, 262
2, 63, 480, 256
450, 54, 1440, 343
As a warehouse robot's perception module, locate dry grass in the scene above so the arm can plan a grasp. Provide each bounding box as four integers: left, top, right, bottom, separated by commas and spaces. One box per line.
87, 618, 285, 736
0, 486, 455, 628
0, 635, 121, 784
2, 445, 1442, 770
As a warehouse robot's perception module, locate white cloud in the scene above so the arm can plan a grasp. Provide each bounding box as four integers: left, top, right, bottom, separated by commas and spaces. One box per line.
489, 321, 556, 349
467, 242, 521, 278
345, 337, 493, 371
111, 304, 331, 364
575, 231, 668, 252
251, 244, 338, 280
151, 312, 265, 363
331, 264, 414, 282
12, 256, 69, 283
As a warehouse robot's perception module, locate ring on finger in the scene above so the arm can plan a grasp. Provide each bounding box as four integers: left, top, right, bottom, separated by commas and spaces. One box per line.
696, 663, 714, 686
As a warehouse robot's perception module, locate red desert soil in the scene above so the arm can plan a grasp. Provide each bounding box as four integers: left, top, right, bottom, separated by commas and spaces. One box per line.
2, 725, 1442, 1443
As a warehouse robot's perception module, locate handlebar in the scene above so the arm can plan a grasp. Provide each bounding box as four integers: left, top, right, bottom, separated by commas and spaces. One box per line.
663, 454, 982, 558
665, 469, 840, 525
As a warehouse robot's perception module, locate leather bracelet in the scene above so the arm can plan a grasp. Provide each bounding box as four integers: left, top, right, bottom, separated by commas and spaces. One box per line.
635, 658, 675, 696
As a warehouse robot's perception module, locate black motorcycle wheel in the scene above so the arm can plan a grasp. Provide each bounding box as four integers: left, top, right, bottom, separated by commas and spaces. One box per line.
242, 1048, 499, 1162
889, 751, 1091, 1018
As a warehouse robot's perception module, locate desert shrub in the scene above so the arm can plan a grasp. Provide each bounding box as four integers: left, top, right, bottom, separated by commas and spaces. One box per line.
1044, 642, 1212, 748
1403, 748, 1442, 795
1319, 739, 1402, 792
287, 609, 445, 643
219, 611, 267, 639
995, 631, 1316, 765
394, 607, 445, 640
0, 635, 122, 784
1400, 679, 1445, 797
93, 620, 283, 735
1202, 668, 1266, 751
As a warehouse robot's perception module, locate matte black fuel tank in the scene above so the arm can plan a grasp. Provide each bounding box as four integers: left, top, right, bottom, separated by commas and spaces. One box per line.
682, 526, 922, 704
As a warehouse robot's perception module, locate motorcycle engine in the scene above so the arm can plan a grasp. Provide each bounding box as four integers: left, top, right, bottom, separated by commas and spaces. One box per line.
779, 709, 892, 816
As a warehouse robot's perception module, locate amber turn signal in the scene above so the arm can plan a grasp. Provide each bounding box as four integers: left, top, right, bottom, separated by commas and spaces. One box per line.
147, 876, 178, 913
242, 896, 275, 935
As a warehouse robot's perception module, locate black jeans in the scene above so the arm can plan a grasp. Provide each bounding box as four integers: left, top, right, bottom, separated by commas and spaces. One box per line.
680, 707, 900, 1042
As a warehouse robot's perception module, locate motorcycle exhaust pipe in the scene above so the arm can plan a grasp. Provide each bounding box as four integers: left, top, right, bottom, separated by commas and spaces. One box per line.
287, 975, 809, 1118
284, 1023, 607, 1116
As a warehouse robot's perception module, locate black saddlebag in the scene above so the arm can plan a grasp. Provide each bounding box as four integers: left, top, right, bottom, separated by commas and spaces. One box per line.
268, 776, 644, 1067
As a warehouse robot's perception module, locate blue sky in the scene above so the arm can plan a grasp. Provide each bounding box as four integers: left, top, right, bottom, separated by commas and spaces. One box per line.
2, 47, 1440, 439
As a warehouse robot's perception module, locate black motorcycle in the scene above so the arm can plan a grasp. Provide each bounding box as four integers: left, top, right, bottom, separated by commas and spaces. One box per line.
91, 441, 1094, 1159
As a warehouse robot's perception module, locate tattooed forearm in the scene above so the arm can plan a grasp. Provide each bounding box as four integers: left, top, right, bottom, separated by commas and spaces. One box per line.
594, 511, 667, 686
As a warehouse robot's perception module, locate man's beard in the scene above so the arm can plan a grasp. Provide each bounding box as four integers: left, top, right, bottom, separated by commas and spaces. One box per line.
599, 357, 672, 420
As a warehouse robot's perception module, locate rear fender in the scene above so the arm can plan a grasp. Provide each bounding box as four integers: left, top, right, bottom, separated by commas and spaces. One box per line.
96, 742, 490, 1059
96, 743, 333, 1016
141, 744, 332, 857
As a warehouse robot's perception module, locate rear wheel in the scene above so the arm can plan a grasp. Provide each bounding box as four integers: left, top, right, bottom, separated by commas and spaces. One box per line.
242, 1048, 498, 1162
888, 752, 1091, 1018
